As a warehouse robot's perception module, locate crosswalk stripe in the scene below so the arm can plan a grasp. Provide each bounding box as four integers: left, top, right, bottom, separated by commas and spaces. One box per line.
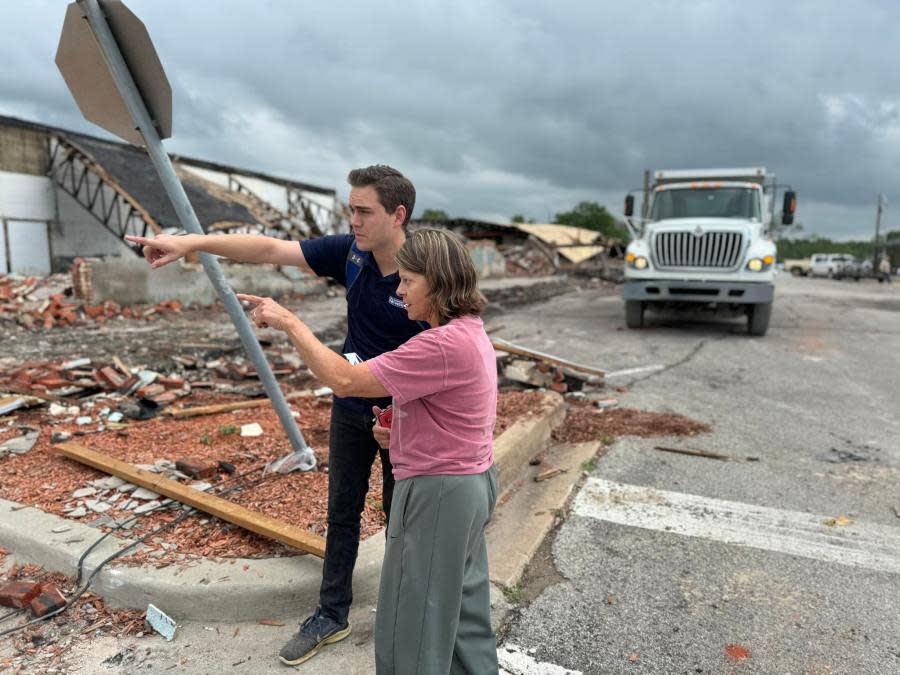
573, 478, 900, 574
498, 644, 582, 675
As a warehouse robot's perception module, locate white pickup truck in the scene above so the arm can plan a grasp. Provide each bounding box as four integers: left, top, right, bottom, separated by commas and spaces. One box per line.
622, 167, 796, 336
809, 253, 853, 278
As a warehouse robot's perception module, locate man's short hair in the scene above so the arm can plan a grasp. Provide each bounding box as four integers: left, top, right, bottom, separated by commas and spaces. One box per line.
395, 227, 487, 325
347, 165, 416, 227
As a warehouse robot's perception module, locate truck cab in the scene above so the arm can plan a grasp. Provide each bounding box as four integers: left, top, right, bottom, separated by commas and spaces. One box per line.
622, 167, 796, 336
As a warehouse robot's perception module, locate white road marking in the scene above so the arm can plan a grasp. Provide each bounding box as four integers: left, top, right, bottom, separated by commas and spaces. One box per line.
499, 644, 582, 675
603, 364, 665, 378
573, 478, 900, 575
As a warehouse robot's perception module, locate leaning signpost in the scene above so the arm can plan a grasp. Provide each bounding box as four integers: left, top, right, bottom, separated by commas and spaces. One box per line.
55, 0, 316, 472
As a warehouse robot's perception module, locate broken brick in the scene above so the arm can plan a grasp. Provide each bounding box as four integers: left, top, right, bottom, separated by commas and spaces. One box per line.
83, 304, 106, 319
159, 375, 185, 389
136, 383, 166, 399
0, 581, 43, 609
29, 585, 67, 617
35, 376, 67, 388
97, 367, 126, 389
550, 381, 568, 394
151, 390, 181, 405
175, 457, 220, 480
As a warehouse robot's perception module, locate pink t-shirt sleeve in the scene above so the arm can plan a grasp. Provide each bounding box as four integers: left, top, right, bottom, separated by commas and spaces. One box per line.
368, 332, 447, 405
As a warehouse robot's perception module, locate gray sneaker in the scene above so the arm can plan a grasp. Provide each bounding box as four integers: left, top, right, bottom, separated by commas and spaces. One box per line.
278, 608, 351, 666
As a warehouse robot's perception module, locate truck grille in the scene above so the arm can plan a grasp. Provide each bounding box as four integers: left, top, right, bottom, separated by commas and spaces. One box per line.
653, 231, 744, 269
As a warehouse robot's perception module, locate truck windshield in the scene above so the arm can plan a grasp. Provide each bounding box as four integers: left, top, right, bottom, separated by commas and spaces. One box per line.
650, 188, 760, 220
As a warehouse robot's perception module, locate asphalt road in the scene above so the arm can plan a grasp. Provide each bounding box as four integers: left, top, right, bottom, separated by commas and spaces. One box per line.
495, 274, 900, 674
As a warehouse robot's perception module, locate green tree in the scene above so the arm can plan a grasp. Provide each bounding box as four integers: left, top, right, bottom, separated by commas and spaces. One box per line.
420, 208, 449, 221
511, 214, 536, 224
554, 201, 628, 241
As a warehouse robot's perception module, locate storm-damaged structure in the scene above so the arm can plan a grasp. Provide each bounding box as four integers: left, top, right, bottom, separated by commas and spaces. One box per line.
0, 114, 348, 276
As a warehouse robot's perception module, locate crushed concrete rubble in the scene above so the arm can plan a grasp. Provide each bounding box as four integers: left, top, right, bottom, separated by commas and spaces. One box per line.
502, 242, 558, 277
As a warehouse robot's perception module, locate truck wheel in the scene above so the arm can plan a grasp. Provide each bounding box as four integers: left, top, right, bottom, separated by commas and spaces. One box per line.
790, 267, 802, 277
625, 300, 645, 329
747, 303, 772, 336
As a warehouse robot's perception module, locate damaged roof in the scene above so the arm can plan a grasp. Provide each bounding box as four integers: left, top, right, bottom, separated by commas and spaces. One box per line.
74, 136, 259, 231
510, 223, 606, 264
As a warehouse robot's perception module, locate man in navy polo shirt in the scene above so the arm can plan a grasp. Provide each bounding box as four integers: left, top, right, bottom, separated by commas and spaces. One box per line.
126, 165, 424, 666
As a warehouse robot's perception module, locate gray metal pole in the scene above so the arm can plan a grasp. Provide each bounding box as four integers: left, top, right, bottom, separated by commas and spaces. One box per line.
78, 0, 315, 471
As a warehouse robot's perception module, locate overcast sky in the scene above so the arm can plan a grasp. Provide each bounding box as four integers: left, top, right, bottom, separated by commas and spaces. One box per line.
2, 1, 898, 239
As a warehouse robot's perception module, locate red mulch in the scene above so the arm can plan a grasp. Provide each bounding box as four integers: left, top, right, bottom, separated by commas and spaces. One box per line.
0, 390, 533, 567
494, 390, 548, 436
552, 402, 712, 444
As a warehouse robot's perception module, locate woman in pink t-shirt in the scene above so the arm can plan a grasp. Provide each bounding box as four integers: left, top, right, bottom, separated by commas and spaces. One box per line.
239, 227, 500, 674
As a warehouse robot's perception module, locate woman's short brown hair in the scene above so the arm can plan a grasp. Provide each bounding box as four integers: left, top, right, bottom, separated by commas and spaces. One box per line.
396, 227, 487, 325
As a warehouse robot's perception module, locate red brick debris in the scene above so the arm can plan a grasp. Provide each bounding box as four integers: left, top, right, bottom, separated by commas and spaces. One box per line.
0, 270, 184, 331
0, 563, 144, 672
0, 580, 43, 609
29, 585, 68, 618
1, 357, 192, 408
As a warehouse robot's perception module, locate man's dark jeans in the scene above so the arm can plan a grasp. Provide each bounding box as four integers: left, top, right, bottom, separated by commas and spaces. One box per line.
318, 401, 393, 624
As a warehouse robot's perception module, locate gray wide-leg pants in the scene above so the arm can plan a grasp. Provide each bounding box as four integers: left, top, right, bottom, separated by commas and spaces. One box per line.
375, 465, 499, 675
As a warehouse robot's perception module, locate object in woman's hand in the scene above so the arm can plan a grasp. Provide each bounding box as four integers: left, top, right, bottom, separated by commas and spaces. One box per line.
375, 406, 393, 429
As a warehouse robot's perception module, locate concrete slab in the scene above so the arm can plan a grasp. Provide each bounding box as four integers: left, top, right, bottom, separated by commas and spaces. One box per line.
0, 392, 568, 623
493, 392, 566, 491
90, 258, 327, 305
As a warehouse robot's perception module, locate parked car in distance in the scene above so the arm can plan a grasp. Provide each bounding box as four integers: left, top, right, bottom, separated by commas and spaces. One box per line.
810, 253, 853, 278
782, 258, 811, 276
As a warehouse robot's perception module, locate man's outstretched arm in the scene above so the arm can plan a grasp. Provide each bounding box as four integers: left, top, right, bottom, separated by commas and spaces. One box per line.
124, 233, 314, 275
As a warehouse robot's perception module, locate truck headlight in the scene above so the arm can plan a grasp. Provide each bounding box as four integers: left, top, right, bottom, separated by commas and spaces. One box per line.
627, 254, 649, 270
746, 255, 774, 272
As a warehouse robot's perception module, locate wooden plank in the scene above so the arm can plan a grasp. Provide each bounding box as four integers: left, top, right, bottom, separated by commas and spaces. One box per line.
163, 399, 271, 418
491, 338, 606, 377
652, 446, 760, 463
55, 442, 325, 557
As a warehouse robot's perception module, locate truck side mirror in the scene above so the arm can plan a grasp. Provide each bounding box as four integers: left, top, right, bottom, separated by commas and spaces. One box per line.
782, 191, 796, 226
624, 194, 635, 217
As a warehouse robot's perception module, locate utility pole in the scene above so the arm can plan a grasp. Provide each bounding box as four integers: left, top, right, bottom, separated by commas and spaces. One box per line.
641, 169, 650, 219
874, 193, 886, 266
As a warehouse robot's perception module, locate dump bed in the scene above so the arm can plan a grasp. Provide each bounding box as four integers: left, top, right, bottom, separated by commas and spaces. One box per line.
654, 167, 766, 187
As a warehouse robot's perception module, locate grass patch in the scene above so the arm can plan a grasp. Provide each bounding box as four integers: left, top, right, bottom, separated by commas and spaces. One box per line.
502, 584, 525, 604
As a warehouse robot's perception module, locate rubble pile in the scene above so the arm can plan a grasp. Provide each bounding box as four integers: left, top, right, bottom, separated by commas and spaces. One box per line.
0, 272, 184, 331
497, 352, 604, 396
502, 243, 557, 277
0, 347, 312, 417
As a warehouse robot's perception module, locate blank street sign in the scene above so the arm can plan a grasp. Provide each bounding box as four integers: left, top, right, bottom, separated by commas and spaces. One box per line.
56, 0, 172, 146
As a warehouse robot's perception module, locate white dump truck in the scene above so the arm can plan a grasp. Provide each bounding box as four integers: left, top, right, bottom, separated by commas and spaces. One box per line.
622, 167, 796, 336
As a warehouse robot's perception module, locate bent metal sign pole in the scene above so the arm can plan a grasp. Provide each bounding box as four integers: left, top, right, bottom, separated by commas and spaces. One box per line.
56, 0, 315, 471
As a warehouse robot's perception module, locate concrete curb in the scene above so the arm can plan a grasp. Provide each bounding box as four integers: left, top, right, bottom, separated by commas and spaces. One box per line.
0, 392, 566, 622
